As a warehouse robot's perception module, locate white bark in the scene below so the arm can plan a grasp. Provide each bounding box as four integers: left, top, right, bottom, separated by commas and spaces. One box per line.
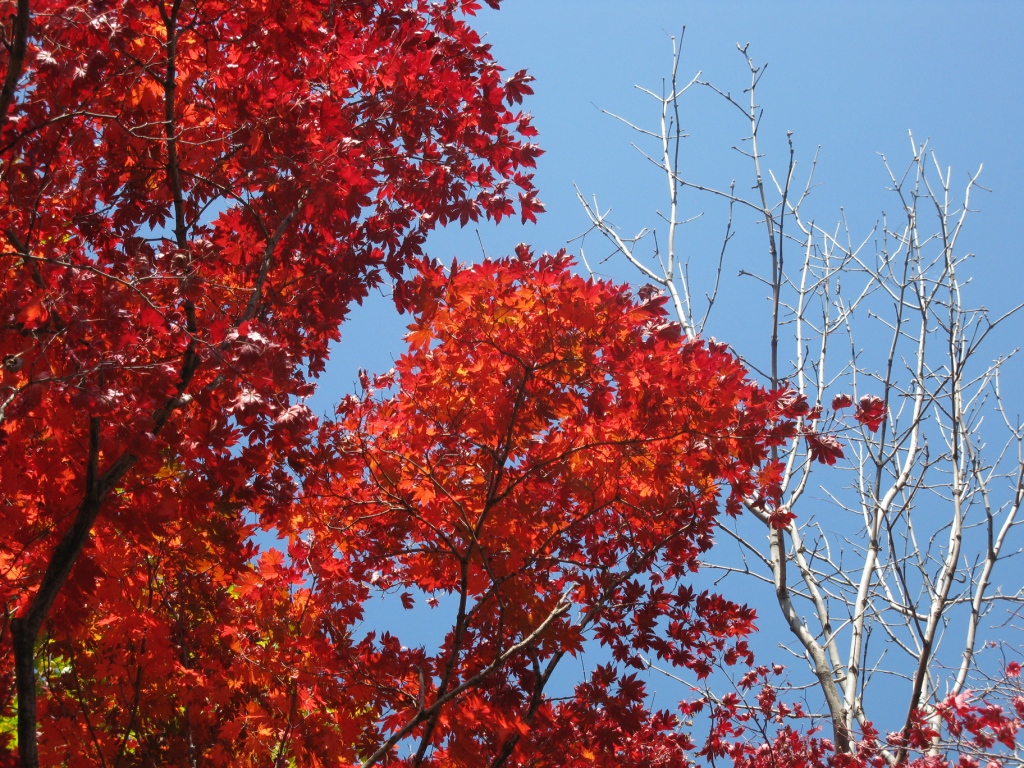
580, 33, 1024, 762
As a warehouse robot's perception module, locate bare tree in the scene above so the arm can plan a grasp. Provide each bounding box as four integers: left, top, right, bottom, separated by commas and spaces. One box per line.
575, 31, 1024, 764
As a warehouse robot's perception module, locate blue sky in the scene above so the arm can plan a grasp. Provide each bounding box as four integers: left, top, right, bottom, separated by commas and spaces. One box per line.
321, 2, 1024, 400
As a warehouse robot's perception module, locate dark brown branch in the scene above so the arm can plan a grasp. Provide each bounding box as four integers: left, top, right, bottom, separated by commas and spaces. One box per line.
13, 419, 136, 768
16, 287, 202, 767
239, 201, 305, 326
0, 0, 29, 136
161, 0, 187, 248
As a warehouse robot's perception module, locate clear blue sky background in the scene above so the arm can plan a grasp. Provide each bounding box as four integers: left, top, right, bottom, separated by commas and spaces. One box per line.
321, 1, 1024, 400
312, 0, 1024, 733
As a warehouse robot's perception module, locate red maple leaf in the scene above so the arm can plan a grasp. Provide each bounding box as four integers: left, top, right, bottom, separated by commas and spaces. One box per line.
854, 394, 886, 432
504, 69, 536, 105
831, 393, 854, 410
803, 427, 845, 465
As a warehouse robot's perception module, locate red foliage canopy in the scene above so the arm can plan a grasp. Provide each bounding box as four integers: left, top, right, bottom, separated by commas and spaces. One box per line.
0, 0, 538, 763
16, 251, 799, 765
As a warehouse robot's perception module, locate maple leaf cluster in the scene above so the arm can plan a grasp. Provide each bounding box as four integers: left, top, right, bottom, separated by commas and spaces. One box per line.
773, 390, 889, 467
295, 252, 802, 765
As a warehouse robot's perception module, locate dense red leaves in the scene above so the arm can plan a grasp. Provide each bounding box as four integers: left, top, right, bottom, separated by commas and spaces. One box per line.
0, 0, 540, 762
0, 248, 799, 764
286, 254, 796, 765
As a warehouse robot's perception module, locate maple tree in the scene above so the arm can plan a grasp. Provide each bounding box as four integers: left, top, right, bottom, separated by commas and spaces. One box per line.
19, 250, 807, 765
0, 0, 542, 764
